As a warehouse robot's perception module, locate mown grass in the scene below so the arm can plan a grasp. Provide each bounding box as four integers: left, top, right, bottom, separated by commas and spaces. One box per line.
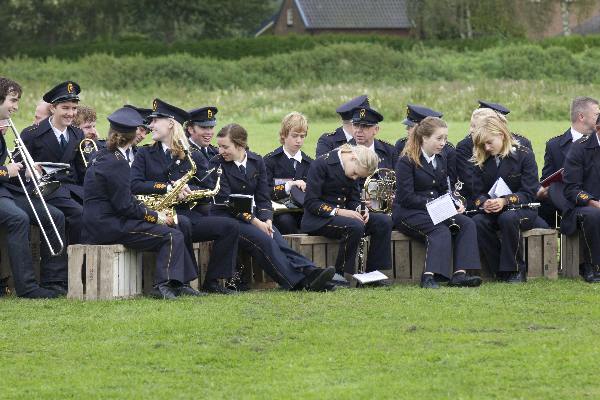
0, 279, 599, 399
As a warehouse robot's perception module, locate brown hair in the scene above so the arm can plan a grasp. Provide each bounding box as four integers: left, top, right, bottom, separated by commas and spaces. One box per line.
0, 77, 22, 103
401, 117, 447, 167
217, 123, 248, 149
471, 114, 516, 167
106, 127, 136, 152
279, 112, 308, 144
73, 105, 96, 127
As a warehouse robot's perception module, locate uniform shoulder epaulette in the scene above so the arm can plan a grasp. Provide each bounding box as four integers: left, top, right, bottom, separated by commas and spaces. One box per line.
264, 147, 283, 159
325, 130, 337, 137
377, 138, 394, 148
545, 134, 562, 144
575, 135, 590, 144
113, 150, 125, 160
446, 141, 455, 149
397, 137, 407, 144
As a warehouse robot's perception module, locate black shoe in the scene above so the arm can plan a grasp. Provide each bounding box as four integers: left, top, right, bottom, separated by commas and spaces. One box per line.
304, 267, 336, 292
580, 263, 600, 283
20, 287, 59, 299
203, 281, 237, 295
503, 271, 526, 284
178, 284, 208, 297
41, 282, 67, 296
225, 280, 251, 292
420, 273, 439, 289
0, 285, 8, 297
331, 273, 350, 287
448, 271, 482, 287
150, 283, 178, 299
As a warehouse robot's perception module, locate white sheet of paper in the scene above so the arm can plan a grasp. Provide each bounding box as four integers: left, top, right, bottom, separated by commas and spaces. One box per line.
426, 193, 458, 225
488, 177, 512, 198
353, 270, 388, 284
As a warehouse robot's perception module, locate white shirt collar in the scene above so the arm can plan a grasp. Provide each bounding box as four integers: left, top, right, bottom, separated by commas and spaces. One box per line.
342, 127, 354, 142
161, 142, 170, 153
596, 133, 600, 147
234, 152, 248, 169
49, 117, 68, 142
570, 127, 584, 142
118, 146, 132, 164
189, 138, 203, 150
337, 149, 345, 171
283, 146, 303, 163
367, 141, 375, 153
421, 148, 436, 167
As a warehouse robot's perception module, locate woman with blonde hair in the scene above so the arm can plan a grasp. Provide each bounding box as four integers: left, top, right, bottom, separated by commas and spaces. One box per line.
301, 143, 393, 286
393, 117, 482, 289
470, 113, 542, 283
131, 99, 240, 295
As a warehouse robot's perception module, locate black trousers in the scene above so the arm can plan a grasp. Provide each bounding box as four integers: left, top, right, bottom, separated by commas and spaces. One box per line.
396, 211, 481, 278
273, 212, 302, 235
0, 195, 67, 295
178, 208, 239, 281
572, 206, 600, 266
237, 222, 315, 289
309, 212, 392, 275
472, 209, 537, 275
48, 196, 83, 245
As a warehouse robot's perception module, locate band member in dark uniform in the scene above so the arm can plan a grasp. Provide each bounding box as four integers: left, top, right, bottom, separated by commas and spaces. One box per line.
82, 107, 198, 299
123, 104, 153, 162
210, 123, 335, 291
264, 112, 312, 234
301, 138, 393, 284
20, 81, 85, 245
470, 113, 543, 283
185, 106, 219, 167
132, 99, 238, 295
315, 95, 369, 157
538, 97, 599, 228
392, 117, 482, 289
0, 77, 67, 298
352, 105, 397, 172
456, 101, 532, 207
561, 114, 600, 282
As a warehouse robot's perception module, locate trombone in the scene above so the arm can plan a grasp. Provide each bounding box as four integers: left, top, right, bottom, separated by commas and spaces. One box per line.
1, 118, 65, 256
79, 138, 98, 168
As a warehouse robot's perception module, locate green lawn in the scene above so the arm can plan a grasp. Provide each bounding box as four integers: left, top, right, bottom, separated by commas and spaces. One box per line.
1, 279, 599, 399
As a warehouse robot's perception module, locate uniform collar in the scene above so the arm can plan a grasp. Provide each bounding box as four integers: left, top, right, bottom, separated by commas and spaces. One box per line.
570, 127, 584, 142
234, 152, 248, 169
342, 127, 354, 142
49, 116, 68, 140
421, 148, 436, 166
283, 146, 303, 163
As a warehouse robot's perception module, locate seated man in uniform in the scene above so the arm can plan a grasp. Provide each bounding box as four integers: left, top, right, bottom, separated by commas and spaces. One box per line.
538, 97, 599, 228
315, 95, 369, 157
561, 113, 600, 283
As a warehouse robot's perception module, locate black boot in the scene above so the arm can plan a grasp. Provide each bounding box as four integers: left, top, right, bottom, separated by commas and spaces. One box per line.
448, 271, 482, 287
420, 273, 439, 289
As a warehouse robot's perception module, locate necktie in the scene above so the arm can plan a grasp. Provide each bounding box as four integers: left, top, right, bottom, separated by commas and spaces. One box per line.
125, 148, 131, 163
291, 158, 297, 170
202, 147, 209, 159
239, 164, 246, 176
60, 134, 67, 151
495, 156, 500, 167
165, 149, 171, 161
349, 138, 357, 146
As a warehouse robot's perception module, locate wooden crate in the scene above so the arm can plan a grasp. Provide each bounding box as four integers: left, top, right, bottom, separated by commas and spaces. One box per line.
391, 230, 425, 282
68, 244, 143, 300
0, 226, 41, 294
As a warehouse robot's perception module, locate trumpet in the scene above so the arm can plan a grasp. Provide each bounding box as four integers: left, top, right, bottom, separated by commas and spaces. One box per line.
79, 138, 98, 168
2, 118, 64, 256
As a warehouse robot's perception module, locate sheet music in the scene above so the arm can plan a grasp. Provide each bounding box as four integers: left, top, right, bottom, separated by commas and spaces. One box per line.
353, 270, 388, 283
488, 177, 512, 198
426, 193, 458, 225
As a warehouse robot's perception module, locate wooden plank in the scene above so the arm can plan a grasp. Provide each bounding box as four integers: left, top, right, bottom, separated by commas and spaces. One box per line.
135, 252, 143, 295
98, 246, 115, 300
410, 240, 426, 280
297, 235, 341, 245
391, 230, 412, 241
561, 233, 580, 278
312, 244, 327, 268
86, 246, 100, 300
142, 252, 156, 295
543, 233, 558, 280
526, 235, 543, 278
393, 239, 411, 280
116, 248, 124, 298
522, 228, 557, 238
67, 245, 85, 300
327, 242, 339, 269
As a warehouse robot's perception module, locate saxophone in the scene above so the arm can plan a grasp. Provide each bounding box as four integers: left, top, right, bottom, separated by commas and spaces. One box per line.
184, 166, 223, 209
136, 140, 196, 224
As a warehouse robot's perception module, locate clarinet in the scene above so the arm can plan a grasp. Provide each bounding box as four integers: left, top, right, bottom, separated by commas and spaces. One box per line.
356, 189, 368, 274
465, 202, 541, 215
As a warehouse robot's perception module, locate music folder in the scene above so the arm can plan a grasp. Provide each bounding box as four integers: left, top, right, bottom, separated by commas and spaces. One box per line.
540, 168, 564, 188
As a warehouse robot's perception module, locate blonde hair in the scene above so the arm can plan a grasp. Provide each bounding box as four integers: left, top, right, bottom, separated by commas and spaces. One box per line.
279, 112, 308, 144
166, 118, 187, 160
339, 143, 378, 176
470, 108, 506, 135
401, 117, 447, 167
471, 114, 516, 167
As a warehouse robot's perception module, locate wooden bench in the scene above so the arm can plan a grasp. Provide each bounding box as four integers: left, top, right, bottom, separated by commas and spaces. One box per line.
0, 226, 41, 295
68, 244, 143, 300
560, 231, 584, 279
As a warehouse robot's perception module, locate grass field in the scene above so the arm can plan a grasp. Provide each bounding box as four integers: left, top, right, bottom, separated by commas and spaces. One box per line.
1, 279, 599, 399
